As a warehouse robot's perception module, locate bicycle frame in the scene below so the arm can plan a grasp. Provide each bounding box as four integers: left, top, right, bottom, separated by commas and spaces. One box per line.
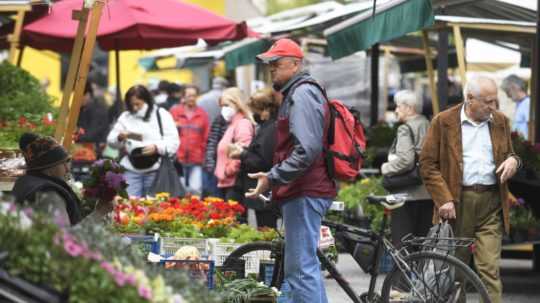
320, 207, 398, 302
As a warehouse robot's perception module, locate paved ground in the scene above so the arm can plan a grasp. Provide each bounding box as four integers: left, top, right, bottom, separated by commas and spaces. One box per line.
324, 254, 540, 302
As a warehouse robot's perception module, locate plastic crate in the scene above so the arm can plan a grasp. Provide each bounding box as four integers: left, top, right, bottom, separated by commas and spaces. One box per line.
209, 240, 271, 274
160, 259, 215, 289
122, 234, 160, 255
160, 237, 210, 257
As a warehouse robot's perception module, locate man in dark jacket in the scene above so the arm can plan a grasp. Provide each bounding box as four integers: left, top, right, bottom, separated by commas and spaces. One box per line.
13, 133, 112, 226
77, 83, 109, 155
246, 39, 336, 303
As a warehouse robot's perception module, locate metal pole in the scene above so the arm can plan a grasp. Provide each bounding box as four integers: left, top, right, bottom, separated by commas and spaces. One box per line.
115, 47, 121, 103
437, 30, 449, 111
370, 43, 380, 126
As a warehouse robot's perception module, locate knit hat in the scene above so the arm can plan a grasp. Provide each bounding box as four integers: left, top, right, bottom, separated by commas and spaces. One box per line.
19, 133, 71, 171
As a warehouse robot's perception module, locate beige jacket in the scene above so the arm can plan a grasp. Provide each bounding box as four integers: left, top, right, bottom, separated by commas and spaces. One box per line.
381, 115, 431, 201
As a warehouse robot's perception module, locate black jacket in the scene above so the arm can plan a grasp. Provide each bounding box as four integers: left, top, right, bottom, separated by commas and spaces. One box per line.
235, 119, 276, 209
77, 98, 110, 144
12, 173, 83, 225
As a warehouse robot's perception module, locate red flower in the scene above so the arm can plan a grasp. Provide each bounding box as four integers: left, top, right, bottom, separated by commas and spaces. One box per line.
18, 116, 27, 126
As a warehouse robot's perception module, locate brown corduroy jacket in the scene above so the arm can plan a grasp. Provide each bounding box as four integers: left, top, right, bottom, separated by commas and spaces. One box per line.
419, 103, 519, 234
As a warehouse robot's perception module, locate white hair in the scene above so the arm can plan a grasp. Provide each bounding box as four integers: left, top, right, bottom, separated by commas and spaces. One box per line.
394, 90, 422, 113
464, 75, 497, 100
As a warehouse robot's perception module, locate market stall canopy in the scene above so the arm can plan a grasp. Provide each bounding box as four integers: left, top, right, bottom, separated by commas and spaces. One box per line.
138, 38, 271, 71
20, 0, 253, 53
324, 0, 537, 61
324, 0, 435, 60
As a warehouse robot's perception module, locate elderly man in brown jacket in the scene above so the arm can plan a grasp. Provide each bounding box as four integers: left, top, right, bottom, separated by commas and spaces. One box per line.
420, 75, 520, 303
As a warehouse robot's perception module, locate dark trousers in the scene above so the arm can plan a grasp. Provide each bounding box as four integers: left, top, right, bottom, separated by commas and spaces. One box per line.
391, 200, 434, 248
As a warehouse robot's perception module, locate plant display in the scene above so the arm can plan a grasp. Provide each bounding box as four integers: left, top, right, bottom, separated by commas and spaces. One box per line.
113, 193, 245, 238
216, 271, 280, 303
0, 61, 56, 149
337, 177, 387, 230
511, 131, 540, 173
0, 203, 219, 303
509, 197, 540, 231
364, 122, 398, 167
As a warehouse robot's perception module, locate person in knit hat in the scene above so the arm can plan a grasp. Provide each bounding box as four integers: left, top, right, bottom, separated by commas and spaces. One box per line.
12, 133, 112, 226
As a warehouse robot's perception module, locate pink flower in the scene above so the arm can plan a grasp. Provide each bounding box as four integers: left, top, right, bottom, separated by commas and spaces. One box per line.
138, 285, 153, 300
64, 239, 84, 257
100, 261, 116, 275
113, 270, 127, 287
22, 208, 33, 218
125, 274, 137, 286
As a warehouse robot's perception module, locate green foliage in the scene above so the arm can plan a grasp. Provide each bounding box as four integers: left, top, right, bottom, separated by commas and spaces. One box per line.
511, 131, 540, 173
216, 271, 279, 303
220, 225, 279, 244
364, 122, 398, 167
0, 205, 219, 303
0, 61, 56, 148
337, 177, 387, 230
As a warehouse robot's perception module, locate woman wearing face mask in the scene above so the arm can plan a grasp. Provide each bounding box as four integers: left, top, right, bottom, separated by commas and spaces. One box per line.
214, 87, 255, 202
229, 89, 281, 228
107, 85, 180, 197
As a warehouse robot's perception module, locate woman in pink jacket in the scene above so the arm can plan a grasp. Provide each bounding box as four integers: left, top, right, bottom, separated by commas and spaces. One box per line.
215, 87, 254, 201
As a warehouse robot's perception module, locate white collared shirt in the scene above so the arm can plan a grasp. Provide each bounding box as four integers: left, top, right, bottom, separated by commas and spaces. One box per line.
460, 105, 497, 186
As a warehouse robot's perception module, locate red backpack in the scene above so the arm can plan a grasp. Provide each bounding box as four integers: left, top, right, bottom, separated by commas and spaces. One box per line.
292, 80, 367, 181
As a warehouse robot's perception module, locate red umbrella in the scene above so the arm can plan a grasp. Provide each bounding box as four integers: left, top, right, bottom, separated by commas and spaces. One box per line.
22, 0, 252, 53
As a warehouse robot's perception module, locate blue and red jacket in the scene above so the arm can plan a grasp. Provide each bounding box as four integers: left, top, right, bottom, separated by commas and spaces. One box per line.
268, 72, 337, 202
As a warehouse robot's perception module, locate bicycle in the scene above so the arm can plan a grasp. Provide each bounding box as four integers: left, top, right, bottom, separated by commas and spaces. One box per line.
221, 194, 491, 303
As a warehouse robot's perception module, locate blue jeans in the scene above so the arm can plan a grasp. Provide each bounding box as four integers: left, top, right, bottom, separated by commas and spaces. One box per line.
180, 164, 203, 195
124, 170, 156, 197
202, 170, 222, 198
281, 196, 332, 303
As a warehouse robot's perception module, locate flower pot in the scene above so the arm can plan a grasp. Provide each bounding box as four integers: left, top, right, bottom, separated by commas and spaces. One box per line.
512, 229, 528, 243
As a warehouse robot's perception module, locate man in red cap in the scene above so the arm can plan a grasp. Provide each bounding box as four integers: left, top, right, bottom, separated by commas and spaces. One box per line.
246, 38, 336, 303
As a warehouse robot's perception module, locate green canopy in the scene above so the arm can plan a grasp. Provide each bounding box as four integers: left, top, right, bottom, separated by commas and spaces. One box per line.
324, 0, 434, 60
224, 39, 272, 71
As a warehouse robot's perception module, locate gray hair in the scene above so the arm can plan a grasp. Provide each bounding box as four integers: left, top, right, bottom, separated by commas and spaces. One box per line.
501, 74, 527, 93
394, 90, 422, 113
464, 75, 497, 100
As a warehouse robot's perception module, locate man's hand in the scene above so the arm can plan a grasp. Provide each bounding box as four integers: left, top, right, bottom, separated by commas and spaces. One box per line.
496, 156, 518, 183
438, 202, 456, 220
245, 172, 270, 199
142, 144, 157, 156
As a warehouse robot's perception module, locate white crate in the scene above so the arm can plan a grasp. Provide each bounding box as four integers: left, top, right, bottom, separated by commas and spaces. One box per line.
208, 240, 272, 274
160, 237, 210, 257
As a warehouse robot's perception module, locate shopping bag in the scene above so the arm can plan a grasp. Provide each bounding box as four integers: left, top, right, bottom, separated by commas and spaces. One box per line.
148, 156, 185, 197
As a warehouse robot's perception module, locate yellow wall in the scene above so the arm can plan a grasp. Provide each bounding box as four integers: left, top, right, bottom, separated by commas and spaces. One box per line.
107, 0, 226, 97
20, 47, 62, 105
17, 0, 226, 104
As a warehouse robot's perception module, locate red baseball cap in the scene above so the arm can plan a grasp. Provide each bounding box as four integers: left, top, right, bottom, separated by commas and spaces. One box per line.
257, 38, 304, 63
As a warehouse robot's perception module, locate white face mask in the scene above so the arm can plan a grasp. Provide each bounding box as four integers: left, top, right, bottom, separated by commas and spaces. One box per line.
134, 103, 148, 118
154, 93, 167, 104
221, 106, 237, 121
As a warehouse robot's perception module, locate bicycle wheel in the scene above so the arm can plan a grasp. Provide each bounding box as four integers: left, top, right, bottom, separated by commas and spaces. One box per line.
221, 241, 284, 288
381, 251, 490, 303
